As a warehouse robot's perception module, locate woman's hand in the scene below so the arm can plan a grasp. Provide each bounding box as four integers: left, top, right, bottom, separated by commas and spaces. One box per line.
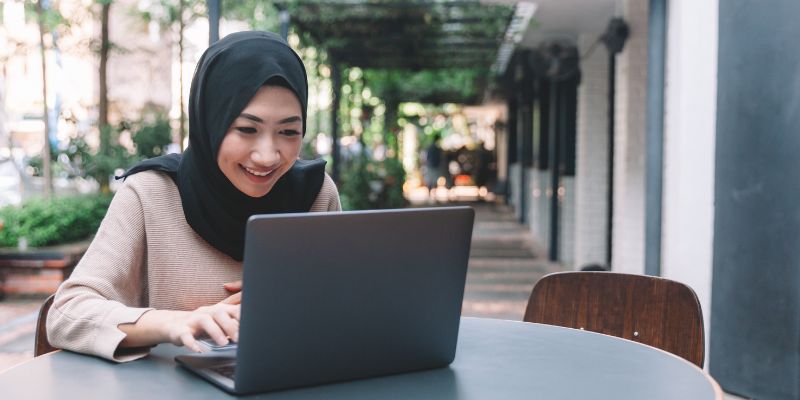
222, 280, 242, 305
118, 301, 240, 352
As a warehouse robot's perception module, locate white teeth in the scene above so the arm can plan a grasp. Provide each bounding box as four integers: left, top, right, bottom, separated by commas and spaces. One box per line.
244, 166, 274, 177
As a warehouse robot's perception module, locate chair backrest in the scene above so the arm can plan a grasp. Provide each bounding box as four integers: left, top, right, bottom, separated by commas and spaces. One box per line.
35, 294, 58, 357
523, 272, 705, 367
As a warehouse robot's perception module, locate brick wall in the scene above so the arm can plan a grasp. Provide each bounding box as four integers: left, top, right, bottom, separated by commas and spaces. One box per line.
1, 269, 62, 296
574, 34, 610, 268
612, 0, 648, 275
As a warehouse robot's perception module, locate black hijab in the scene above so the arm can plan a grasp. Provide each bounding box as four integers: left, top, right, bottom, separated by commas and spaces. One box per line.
119, 31, 326, 261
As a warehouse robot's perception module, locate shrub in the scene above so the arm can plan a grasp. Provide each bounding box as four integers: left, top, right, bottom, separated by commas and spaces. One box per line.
0, 194, 113, 248
132, 113, 173, 159
339, 154, 407, 211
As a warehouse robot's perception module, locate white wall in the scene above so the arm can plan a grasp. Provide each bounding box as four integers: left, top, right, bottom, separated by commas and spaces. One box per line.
559, 176, 576, 266
529, 168, 550, 249
574, 34, 610, 268
661, 0, 718, 366
509, 163, 521, 217
612, 0, 648, 275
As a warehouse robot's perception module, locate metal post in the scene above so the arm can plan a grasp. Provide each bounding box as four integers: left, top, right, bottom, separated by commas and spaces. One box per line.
279, 10, 290, 40
606, 53, 616, 267
208, 0, 220, 45
645, 0, 667, 276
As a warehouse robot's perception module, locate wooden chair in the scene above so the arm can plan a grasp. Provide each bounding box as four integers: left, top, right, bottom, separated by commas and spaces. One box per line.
34, 294, 58, 357
523, 271, 705, 367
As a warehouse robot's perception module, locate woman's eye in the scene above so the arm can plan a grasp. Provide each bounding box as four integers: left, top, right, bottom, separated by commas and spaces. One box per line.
280, 130, 301, 137
236, 127, 257, 134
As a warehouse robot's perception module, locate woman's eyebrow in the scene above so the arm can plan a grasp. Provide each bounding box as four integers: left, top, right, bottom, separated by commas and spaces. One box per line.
277, 116, 302, 124
239, 113, 263, 123
238, 114, 301, 125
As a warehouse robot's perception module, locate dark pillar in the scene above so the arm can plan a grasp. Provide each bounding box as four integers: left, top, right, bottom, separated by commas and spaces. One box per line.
536, 78, 550, 170
330, 62, 341, 183
207, 0, 220, 45
547, 80, 559, 262
506, 91, 518, 206
516, 53, 534, 224
507, 98, 518, 166
710, 1, 800, 398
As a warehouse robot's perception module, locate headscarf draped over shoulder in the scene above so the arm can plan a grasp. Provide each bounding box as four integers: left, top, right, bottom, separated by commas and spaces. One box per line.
119, 31, 325, 261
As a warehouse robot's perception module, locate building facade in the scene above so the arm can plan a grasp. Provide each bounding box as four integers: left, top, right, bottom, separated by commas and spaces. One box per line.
497, 0, 799, 398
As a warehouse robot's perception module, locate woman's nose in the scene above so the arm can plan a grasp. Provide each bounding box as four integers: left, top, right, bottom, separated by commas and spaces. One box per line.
251, 136, 280, 166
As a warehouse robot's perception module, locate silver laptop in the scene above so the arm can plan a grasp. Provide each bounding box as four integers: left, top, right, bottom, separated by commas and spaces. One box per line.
176, 206, 474, 395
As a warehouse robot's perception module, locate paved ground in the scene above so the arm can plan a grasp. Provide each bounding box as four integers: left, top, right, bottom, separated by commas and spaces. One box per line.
0, 296, 42, 373
461, 202, 562, 320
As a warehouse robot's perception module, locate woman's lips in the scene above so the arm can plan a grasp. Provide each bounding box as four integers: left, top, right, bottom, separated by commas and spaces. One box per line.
240, 164, 278, 183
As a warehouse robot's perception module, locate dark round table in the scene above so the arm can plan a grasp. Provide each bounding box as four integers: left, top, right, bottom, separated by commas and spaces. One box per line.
0, 317, 722, 399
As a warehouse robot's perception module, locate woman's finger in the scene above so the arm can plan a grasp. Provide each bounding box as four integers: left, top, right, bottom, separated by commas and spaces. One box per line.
197, 315, 229, 346
228, 304, 241, 321
212, 311, 240, 342
220, 292, 241, 305
223, 280, 242, 293
180, 332, 203, 353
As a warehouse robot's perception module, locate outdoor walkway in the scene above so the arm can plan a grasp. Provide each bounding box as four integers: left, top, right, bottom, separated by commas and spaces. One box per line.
461, 202, 563, 320
0, 201, 560, 373
0, 296, 41, 372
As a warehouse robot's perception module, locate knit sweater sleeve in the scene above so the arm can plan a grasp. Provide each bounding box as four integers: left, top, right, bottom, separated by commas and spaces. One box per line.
47, 176, 154, 362
310, 173, 342, 212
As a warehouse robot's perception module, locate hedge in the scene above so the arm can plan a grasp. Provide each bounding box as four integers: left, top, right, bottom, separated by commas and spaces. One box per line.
0, 194, 113, 248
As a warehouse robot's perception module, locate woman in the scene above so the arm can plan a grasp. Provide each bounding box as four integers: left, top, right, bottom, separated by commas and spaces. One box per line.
46, 31, 341, 362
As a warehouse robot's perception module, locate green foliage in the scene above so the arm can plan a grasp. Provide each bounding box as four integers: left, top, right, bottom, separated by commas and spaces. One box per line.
0, 194, 113, 248
339, 154, 406, 211
30, 108, 173, 189
132, 113, 172, 158
85, 125, 135, 191
338, 155, 372, 211
365, 69, 485, 104
223, 0, 280, 32
134, 0, 206, 28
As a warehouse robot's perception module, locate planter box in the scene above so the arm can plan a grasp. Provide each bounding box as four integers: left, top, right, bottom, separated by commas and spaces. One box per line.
0, 240, 91, 298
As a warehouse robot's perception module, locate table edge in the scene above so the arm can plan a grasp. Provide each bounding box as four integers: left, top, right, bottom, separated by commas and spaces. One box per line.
461, 317, 724, 399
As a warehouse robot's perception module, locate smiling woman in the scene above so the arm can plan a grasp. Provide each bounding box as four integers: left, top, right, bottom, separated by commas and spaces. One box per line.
44, 31, 341, 362
218, 84, 304, 198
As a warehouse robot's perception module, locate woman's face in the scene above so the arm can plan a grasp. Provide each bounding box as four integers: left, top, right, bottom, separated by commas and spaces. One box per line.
217, 85, 303, 198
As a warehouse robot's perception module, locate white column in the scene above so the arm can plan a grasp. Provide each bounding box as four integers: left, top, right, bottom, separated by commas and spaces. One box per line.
661, 0, 718, 366
612, 0, 648, 275
574, 34, 610, 268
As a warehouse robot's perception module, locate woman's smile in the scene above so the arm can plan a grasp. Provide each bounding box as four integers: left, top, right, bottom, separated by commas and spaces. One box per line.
240, 164, 279, 182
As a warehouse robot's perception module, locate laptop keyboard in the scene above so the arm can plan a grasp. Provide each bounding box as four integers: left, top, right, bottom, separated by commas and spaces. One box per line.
209, 364, 236, 379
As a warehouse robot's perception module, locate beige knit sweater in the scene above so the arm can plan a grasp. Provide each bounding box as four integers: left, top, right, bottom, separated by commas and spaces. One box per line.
47, 170, 341, 362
